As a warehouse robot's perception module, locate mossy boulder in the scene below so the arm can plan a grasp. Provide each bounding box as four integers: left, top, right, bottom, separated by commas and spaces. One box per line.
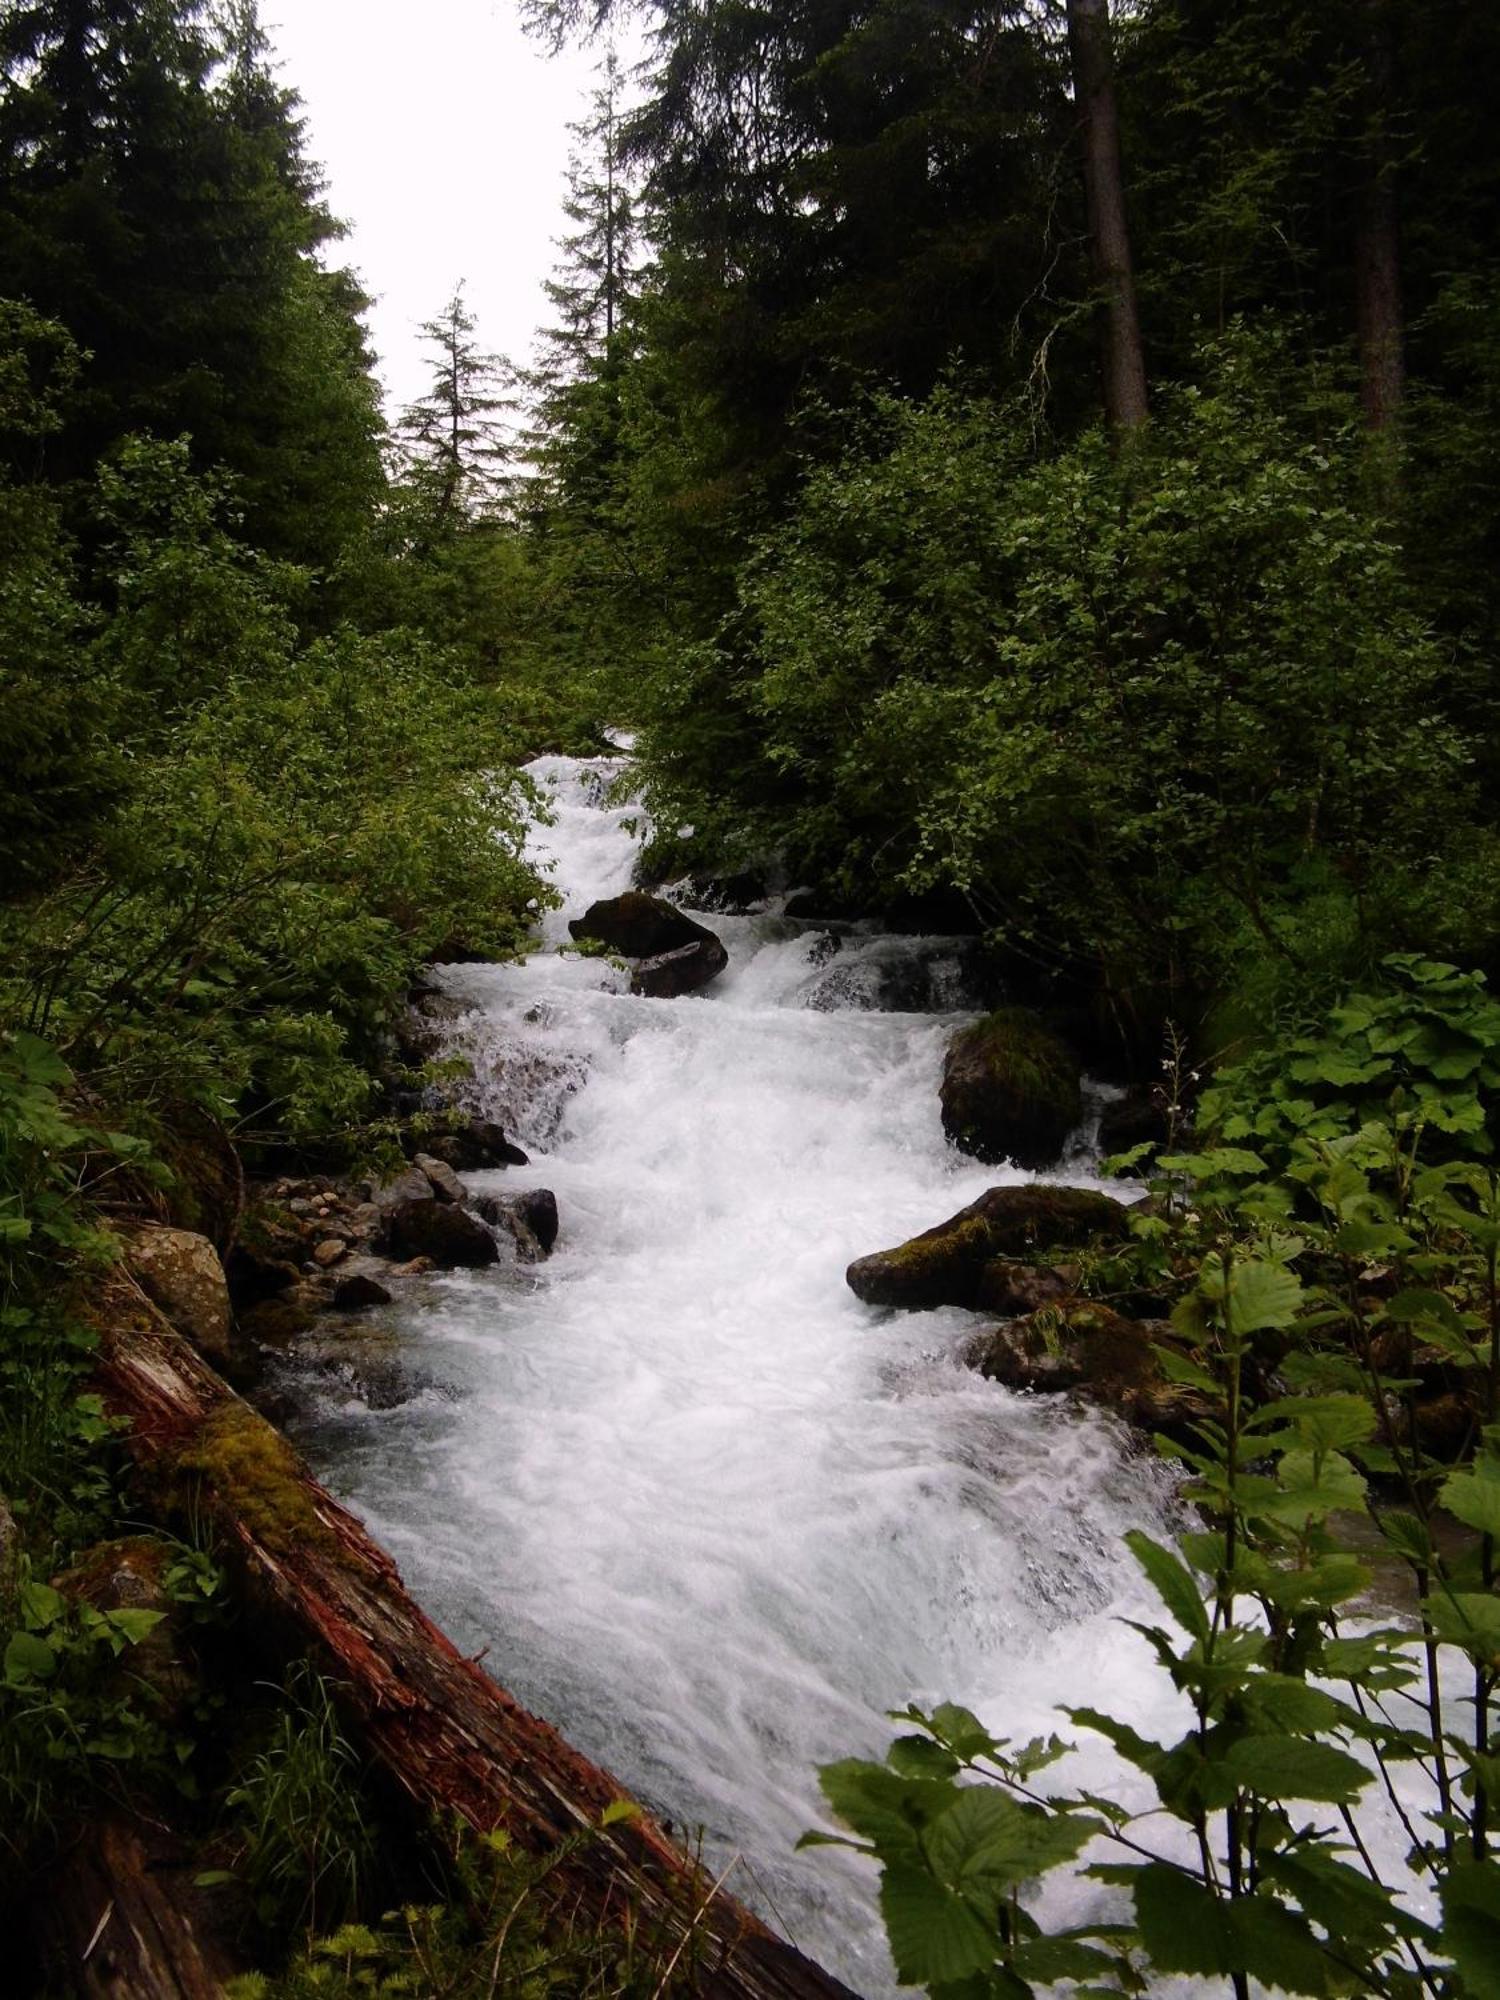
846, 1185, 1127, 1311
967, 1302, 1214, 1440
125, 1226, 233, 1366
940, 1008, 1083, 1169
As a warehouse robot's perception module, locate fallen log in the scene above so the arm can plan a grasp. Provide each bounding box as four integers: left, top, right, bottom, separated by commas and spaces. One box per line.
92, 1271, 860, 2000
36, 1820, 239, 1998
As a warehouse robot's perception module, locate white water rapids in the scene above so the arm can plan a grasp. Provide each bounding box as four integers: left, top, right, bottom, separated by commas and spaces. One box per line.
286, 751, 1206, 1993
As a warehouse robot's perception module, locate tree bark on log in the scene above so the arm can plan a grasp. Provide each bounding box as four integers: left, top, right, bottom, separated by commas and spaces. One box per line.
91, 1272, 859, 2000
1066, 0, 1149, 433
35, 1820, 239, 1999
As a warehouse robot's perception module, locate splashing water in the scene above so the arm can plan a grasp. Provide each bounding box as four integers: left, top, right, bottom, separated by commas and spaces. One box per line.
286, 752, 1204, 1993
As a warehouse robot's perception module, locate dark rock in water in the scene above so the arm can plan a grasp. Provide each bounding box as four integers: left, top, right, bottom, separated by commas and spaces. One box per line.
569, 890, 714, 960
631, 937, 728, 998
424, 1118, 529, 1171
784, 887, 862, 921
967, 1302, 1213, 1441
334, 1273, 393, 1311
238, 1296, 319, 1346
387, 1198, 498, 1269
940, 1008, 1082, 1169
471, 1187, 559, 1261
225, 1241, 300, 1305
847, 1185, 1127, 1311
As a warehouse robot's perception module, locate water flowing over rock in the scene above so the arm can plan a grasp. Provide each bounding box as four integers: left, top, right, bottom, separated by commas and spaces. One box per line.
967, 1303, 1214, 1441
846, 1185, 1129, 1311
569, 889, 723, 964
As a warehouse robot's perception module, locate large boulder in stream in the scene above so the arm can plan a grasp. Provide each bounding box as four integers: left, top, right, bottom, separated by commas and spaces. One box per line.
386, 1197, 499, 1270
846, 1185, 1128, 1312
967, 1303, 1215, 1442
940, 1008, 1083, 1169
569, 892, 727, 996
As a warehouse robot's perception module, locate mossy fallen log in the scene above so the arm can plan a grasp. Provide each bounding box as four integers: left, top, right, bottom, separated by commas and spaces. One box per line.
92, 1270, 858, 2000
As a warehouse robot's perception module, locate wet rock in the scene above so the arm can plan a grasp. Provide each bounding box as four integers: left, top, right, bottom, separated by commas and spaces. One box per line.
238, 1296, 318, 1347
387, 1198, 499, 1270
373, 1166, 434, 1212
940, 1009, 1083, 1170
423, 1118, 529, 1171
973, 1259, 1076, 1318
968, 1303, 1214, 1440
570, 890, 721, 963
389, 1255, 434, 1277
334, 1272, 393, 1311
631, 938, 728, 998
1410, 1392, 1474, 1461
126, 1226, 233, 1366
312, 1238, 347, 1269
471, 1187, 560, 1262
413, 1152, 467, 1204
847, 1186, 1128, 1312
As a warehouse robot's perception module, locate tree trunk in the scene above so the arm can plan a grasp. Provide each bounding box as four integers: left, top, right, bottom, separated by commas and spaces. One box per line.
1065, 0, 1149, 432
35, 1820, 239, 1999
91, 1273, 856, 2000
1354, 0, 1404, 434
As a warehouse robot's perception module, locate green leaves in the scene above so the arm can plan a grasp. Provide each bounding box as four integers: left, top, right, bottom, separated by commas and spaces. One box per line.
1124, 1530, 1208, 1640
1441, 1455, 1500, 1540
1219, 1735, 1370, 1805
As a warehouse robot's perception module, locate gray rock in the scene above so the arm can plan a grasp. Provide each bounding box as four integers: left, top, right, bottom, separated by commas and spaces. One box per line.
373, 1166, 434, 1211
413, 1153, 467, 1205
471, 1187, 560, 1262
126, 1227, 233, 1365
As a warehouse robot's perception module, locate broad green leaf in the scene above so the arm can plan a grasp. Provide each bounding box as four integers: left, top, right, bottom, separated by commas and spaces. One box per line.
1427, 1593, 1500, 1664
888, 1734, 961, 1781
1255, 1449, 1367, 1528
1225, 1895, 1339, 1995
1219, 1734, 1370, 1804
4, 1630, 57, 1682
1131, 1864, 1233, 1976
1441, 1461, 1500, 1540
926, 1703, 1001, 1763
1440, 1862, 1500, 2000
1010, 1937, 1117, 1983
819, 1760, 951, 1856
1226, 1259, 1304, 1336
1125, 1530, 1209, 1640
923, 1788, 1097, 1898
879, 1864, 998, 1986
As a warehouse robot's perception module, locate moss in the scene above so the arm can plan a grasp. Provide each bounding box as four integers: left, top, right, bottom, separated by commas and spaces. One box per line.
174, 1405, 331, 1557
941, 1008, 1083, 1170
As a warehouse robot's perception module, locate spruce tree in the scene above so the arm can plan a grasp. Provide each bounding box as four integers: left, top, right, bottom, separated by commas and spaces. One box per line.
395, 287, 517, 527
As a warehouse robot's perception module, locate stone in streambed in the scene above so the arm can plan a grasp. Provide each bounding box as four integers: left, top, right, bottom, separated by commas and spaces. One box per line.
940, 1008, 1082, 1170
386, 1198, 498, 1270
631, 938, 728, 998
471, 1188, 559, 1262
846, 1185, 1127, 1312
569, 890, 712, 959
967, 1302, 1213, 1441
413, 1152, 466, 1204
423, 1119, 529, 1171
334, 1272, 393, 1311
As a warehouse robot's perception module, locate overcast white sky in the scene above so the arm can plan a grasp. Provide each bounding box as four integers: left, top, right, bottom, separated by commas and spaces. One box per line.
263, 0, 627, 420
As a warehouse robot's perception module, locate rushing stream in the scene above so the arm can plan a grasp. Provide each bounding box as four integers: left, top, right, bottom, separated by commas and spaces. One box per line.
286, 750, 1199, 1993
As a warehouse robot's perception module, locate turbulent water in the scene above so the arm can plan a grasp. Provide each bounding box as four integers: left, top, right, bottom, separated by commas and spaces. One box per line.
286, 751, 1202, 1993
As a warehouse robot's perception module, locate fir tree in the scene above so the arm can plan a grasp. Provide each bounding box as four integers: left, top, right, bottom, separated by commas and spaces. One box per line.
396, 286, 517, 526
